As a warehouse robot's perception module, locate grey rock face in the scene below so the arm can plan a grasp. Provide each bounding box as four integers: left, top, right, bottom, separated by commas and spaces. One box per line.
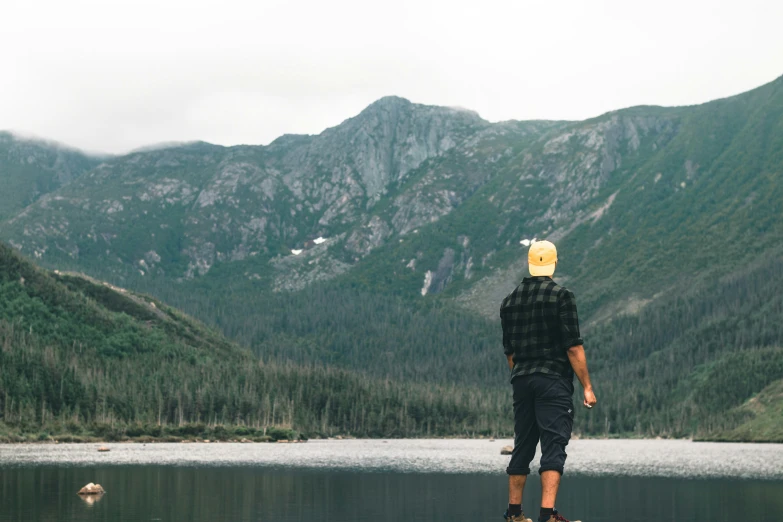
428, 248, 456, 295
1, 98, 490, 282
346, 216, 392, 257
0, 97, 687, 305
269, 234, 349, 292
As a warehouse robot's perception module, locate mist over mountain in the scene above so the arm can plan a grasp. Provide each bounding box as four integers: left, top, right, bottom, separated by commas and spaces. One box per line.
1, 75, 782, 440
0, 132, 102, 221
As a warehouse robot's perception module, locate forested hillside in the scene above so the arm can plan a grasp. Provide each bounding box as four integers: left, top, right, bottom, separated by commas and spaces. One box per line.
130, 254, 783, 441
1, 75, 782, 441
0, 242, 508, 441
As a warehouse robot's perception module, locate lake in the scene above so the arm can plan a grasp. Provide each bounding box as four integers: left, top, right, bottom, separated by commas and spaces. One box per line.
1, 439, 781, 521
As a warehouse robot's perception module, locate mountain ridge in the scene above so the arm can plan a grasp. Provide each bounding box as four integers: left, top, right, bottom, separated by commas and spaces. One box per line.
3, 77, 782, 308
2, 74, 782, 440
5, 72, 782, 157
0, 132, 103, 221
3, 77, 782, 303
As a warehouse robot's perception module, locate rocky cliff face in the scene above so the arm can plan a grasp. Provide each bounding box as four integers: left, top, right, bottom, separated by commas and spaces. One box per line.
274, 96, 486, 209
2, 76, 782, 321
0, 98, 491, 283
0, 106, 685, 297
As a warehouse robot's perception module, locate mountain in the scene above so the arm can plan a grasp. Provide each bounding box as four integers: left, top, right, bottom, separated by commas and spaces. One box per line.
0, 132, 102, 222
0, 98, 560, 287
0, 241, 507, 441
1, 75, 782, 440
711, 379, 783, 442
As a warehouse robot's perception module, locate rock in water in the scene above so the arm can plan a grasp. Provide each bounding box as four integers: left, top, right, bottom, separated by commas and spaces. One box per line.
500, 446, 513, 455
78, 483, 106, 495
97, 446, 110, 452
79, 493, 104, 506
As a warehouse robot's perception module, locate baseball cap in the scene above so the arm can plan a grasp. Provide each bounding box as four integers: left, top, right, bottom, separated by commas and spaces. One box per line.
528, 240, 557, 277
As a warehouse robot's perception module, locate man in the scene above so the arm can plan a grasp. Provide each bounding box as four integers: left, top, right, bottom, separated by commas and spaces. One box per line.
500, 240, 597, 522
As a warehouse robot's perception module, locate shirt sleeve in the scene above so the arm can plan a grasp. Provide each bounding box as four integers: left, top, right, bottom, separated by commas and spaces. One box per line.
558, 289, 584, 350
500, 298, 513, 356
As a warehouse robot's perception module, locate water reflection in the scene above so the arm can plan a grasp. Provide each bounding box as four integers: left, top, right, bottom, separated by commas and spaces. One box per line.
0, 466, 781, 522
77, 493, 104, 507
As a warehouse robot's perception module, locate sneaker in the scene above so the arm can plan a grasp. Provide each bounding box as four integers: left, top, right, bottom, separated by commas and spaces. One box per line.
541, 509, 581, 522
503, 510, 532, 522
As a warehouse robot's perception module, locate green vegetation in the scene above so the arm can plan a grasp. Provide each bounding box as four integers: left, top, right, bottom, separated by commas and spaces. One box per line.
1, 77, 782, 442
0, 243, 509, 441
0, 132, 100, 221
585, 263, 783, 439
141, 280, 504, 387
132, 255, 783, 441
700, 379, 783, 442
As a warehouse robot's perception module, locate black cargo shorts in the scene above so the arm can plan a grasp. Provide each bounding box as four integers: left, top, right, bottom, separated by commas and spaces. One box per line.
506, 373, 574, 476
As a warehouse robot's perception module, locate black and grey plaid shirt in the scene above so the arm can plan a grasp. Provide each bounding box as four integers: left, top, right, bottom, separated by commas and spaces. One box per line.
500, 276, 584, 382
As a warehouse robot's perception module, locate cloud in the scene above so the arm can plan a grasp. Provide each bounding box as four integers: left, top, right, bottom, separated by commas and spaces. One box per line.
2, 0, 782, 153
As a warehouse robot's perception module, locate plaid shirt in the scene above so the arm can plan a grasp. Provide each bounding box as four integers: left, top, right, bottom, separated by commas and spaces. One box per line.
500, 276, 584, 382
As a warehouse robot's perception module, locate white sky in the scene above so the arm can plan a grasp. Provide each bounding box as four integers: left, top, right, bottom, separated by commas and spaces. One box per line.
2, 0, 782, 154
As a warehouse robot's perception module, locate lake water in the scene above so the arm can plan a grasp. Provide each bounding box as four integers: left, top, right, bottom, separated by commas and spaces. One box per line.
1, 440, 781, 521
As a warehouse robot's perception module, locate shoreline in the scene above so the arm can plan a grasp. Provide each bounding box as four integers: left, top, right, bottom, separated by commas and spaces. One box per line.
1, 439, 781, 481
2, 422, 779, 445
4, 435, 782, 444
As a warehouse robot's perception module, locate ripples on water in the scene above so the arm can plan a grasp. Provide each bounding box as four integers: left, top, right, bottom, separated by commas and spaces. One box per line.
1, 439, 781, 479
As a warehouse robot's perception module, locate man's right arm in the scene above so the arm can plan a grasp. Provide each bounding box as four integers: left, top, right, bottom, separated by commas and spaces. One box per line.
500, 297, 515, 371
558, 289, 596, 409
567, 345, 597, 408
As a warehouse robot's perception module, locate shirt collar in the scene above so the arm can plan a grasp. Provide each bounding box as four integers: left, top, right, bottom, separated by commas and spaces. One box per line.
523, 276, 553, 283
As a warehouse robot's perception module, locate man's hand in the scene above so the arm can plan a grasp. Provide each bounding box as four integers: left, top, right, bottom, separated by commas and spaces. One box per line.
567, 345, 596, 409
506, 354, 514, 371
583, 386, 597, 409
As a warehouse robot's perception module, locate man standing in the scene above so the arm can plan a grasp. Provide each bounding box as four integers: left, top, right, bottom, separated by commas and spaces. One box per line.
500, 240, 597, 522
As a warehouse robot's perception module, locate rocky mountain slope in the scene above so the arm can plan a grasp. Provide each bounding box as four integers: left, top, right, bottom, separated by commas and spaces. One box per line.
0, 132, 101, 221
339, 75, 783, 322
4, 77, 782, 317
0, 98, 499, 285
1, 74, 782, 439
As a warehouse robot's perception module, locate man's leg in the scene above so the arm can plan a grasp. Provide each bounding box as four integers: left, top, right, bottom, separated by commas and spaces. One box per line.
532, 375, 574, 517
508, 474, 527, 505
507, 377, 539, 514
540, 471, 561, 508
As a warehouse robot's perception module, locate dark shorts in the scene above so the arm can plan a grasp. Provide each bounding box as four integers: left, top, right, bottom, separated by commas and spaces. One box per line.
506, 373, 574, 476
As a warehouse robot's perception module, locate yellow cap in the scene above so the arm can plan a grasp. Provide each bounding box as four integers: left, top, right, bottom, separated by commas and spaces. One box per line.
528, 240, 558, 277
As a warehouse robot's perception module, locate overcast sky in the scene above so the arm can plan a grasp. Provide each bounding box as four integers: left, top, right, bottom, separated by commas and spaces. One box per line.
2, 0, 782, 154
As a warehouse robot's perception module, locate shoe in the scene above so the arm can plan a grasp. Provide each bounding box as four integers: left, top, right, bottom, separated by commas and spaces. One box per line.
503, 510, 532, 522
541, 509, 581, 522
